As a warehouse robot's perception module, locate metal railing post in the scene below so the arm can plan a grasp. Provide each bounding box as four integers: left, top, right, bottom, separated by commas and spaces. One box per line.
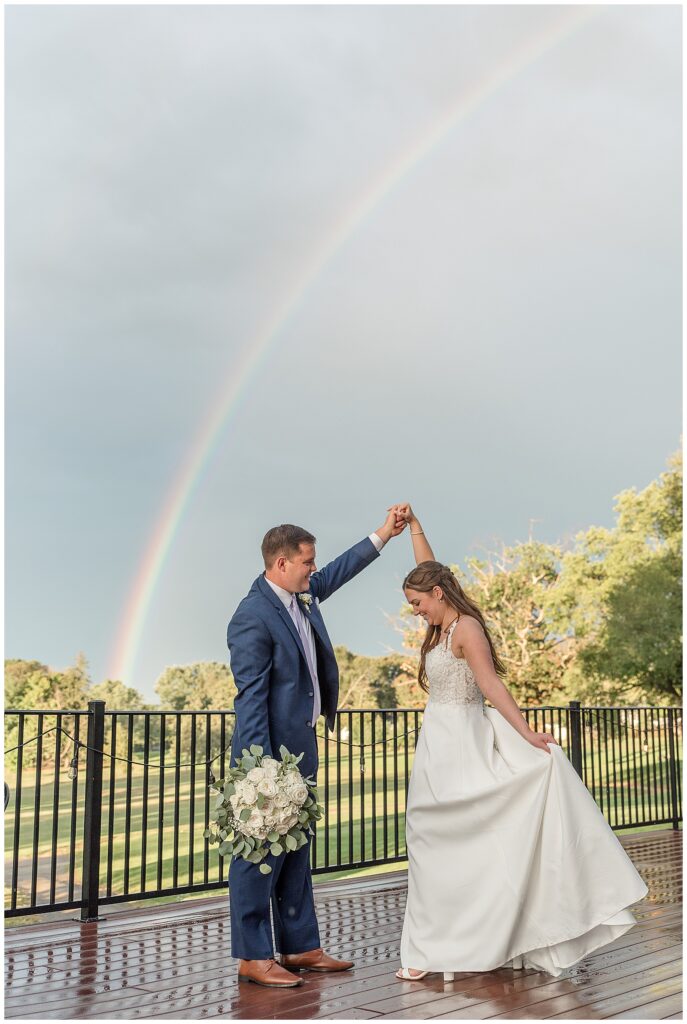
666, 707, 680, 831
568, 701, 584, 779
81, 700, 105, 921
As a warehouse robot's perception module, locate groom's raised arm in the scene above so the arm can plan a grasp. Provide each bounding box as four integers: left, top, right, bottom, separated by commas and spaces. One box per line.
227, 608, 273, 756
309, 510, 405, 603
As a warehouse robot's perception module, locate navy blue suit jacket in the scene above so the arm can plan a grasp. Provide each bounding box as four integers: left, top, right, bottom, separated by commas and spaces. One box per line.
227, 537, 380, 779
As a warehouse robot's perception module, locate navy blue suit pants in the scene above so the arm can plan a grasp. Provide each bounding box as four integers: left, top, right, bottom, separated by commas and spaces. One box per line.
229, 833, 320, 959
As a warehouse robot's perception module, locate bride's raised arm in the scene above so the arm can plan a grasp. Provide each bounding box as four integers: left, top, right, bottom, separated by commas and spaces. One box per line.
391, 503, 435, 564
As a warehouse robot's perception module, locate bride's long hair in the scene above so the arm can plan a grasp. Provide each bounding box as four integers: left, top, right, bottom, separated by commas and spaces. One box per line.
403, 561, 505, 693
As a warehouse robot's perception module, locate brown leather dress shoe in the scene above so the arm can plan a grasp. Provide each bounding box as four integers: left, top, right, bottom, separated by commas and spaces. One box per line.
281, 948, 354, 972
238, 958, 303, 987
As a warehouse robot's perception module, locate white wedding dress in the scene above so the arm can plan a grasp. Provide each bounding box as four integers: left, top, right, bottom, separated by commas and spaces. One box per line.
400, 621, 649, 978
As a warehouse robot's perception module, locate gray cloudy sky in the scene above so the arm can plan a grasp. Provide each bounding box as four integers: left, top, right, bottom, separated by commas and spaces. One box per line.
6, 5, 681, 700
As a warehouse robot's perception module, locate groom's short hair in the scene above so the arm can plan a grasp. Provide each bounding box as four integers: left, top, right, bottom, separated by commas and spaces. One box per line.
262, 524, 316, 568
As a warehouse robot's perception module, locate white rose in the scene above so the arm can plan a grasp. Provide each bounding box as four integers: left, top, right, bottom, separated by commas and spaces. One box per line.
247, 766, 266, 783
291, 783, 308, 804
257, 778, 278, 798
274, 791, 290, 808
240, 782, 258, 805
275, 809, 293, 830
248, 810, 265, 832
229, 784, 244, 811
262, 758, 279, 777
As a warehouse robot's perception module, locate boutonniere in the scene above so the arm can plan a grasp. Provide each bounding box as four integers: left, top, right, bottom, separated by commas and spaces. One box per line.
298, 593, 313, 613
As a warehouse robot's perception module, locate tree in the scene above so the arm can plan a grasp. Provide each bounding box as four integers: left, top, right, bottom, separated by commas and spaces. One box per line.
548, 449, 682, 703
89, 678, 153, 710
334, 647, 423, 709
5, 659, 52, 708
52, 651, 91, 709
4, 652, 90, 711
154, 662, 237, 758
154, 662, 236, 710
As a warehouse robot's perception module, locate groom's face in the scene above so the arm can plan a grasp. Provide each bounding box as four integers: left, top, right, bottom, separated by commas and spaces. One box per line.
279, 542, 317, 594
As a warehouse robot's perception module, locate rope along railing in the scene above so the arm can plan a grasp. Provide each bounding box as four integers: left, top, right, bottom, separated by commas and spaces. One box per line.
3, 701, 682, 920
5, 724, 422, 761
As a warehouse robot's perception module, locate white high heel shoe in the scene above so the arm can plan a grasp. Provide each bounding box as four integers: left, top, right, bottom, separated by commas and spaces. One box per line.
396, 968, 455, 981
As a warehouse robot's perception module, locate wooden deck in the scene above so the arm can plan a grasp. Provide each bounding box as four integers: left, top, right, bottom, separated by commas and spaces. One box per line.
4, 830, 681, 1020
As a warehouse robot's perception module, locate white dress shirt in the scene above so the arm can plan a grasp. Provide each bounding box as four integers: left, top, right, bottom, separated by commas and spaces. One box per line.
265, 532, 385, 723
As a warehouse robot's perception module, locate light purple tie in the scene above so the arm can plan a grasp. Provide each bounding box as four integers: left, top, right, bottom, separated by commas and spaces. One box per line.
290, 596, 321, 724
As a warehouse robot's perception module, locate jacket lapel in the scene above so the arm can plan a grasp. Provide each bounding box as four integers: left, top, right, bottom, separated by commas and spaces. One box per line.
300, 599, 328, 648
255, 575, 309, 664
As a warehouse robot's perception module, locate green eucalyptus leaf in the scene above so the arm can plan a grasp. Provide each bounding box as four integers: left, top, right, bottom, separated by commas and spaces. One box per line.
233, 840, 245, 856
298, 810, 309, 824
270, 842, 283, 857
202, 828, 212, 839
239, 808, 252, 822
284, 834, 297, 852
267, 830, 280, 843
259, 863, 272, 874
249, 745, 263, 756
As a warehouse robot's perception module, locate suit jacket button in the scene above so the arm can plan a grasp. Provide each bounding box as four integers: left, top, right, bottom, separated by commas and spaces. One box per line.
308, 691, 314, 697
306, 720, 311, 728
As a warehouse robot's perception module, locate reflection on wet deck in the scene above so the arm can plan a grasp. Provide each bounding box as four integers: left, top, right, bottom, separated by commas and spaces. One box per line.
4, 830, 681, 1019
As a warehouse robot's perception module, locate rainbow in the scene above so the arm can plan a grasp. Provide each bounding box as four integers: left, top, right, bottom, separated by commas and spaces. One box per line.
109, 6, 600, 685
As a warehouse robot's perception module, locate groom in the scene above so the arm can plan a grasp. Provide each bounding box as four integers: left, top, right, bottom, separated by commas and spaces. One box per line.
227, 510, 405, 988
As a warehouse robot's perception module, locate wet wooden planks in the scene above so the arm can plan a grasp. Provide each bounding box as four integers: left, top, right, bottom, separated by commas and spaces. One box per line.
4, 829, 682, 1019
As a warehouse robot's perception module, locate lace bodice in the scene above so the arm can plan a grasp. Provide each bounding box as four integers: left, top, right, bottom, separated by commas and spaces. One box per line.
426, 621, 484, 707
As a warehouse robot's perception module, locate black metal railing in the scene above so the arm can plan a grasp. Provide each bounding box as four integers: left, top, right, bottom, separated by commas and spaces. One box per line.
4, 702, 682, 919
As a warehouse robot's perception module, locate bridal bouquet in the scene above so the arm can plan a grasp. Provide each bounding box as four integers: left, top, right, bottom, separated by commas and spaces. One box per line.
204, 745, 323, 874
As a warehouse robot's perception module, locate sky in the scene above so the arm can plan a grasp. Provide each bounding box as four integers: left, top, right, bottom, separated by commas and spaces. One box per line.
5, 4, 682, 702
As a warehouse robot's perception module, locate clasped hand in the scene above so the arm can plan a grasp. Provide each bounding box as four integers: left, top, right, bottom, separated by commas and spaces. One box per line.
387, 502, 415, 528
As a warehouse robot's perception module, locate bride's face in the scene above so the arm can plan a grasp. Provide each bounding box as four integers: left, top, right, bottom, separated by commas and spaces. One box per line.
405, 586, 444, 627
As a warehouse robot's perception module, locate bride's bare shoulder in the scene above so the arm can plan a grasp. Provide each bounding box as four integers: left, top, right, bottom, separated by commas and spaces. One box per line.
452, 614, 486, 657
455, 615, 485, 639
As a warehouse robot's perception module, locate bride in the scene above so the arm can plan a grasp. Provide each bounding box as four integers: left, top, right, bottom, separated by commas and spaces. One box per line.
392, 503, 648, 981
